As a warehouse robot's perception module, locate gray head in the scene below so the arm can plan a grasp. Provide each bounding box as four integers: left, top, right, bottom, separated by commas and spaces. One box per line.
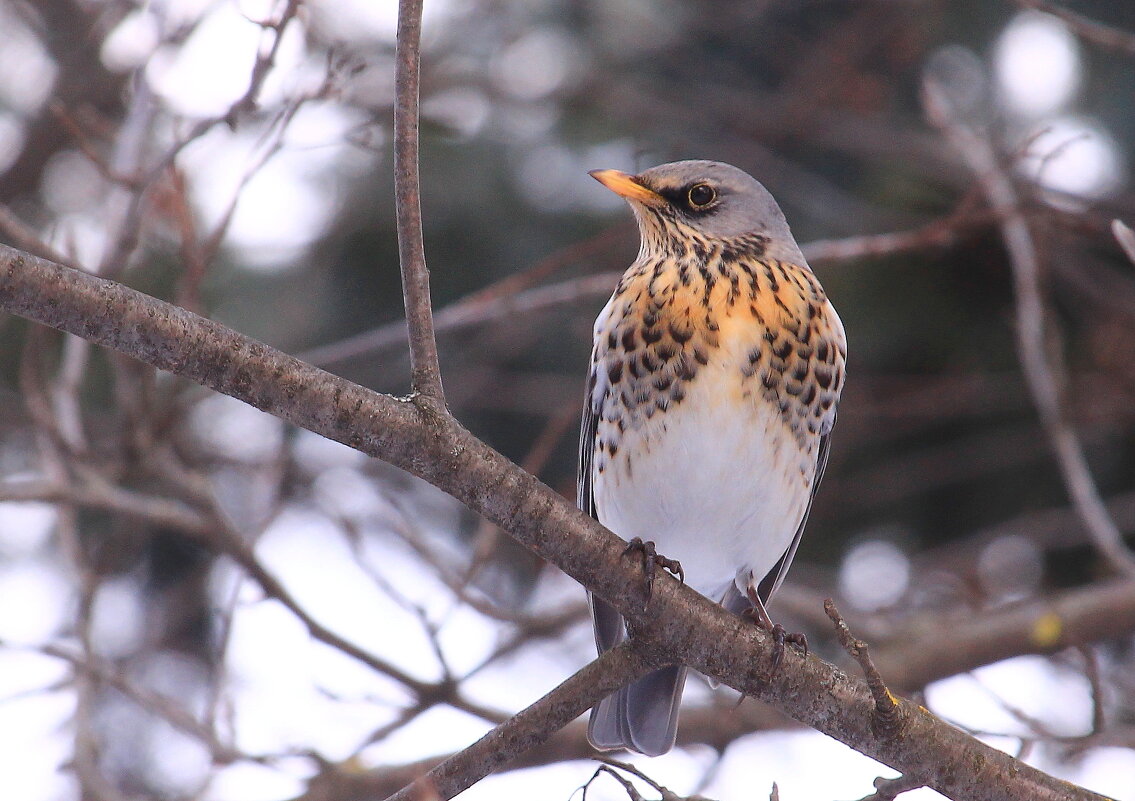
589, 160, 806, 265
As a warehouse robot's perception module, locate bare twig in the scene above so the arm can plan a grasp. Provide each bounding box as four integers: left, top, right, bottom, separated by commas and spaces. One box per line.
1112, 219, 1135, 265
824, 600, 903, 740
589, 757, 717, 801
385, 640, 657, 801
924, 76, 1135, 580
1013, 0, 1135, 57
852, 773, 928, 801
872, 580, 1135, 690
298, 272, 622, 367
394, 0, 445, 407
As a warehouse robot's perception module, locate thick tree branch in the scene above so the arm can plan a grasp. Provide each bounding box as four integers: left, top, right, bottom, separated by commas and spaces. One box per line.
0, 244, 1110, 801
394, 0, 445, 406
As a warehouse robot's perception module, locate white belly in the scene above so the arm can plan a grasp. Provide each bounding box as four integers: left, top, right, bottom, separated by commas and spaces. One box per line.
592, 364, 813, 602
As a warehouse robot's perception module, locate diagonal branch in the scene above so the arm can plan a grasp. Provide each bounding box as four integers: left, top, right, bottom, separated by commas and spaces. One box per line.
0, 243, 1111, 801
385, 640, 657, 801
923, 76, 1135, 580
394, 0, 445, 407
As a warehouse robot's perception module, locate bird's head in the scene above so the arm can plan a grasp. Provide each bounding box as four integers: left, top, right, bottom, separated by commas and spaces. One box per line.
589, 160, 806, 266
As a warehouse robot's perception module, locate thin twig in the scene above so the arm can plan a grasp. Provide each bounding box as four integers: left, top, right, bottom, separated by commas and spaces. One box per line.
384, 640, 657, 801
394, 0, 445, 407
1013, 0, 1135, 57
924, 76, 1135, 580
1112, 219, 1135, 266
824, 599, 903, 740
852, 773, 928, 801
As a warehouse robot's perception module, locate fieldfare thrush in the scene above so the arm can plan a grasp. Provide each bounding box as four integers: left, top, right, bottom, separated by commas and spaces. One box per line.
580, 160, 847, 756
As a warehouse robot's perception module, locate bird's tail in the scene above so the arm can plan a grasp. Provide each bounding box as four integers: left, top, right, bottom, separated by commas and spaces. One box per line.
587, 593, 687, 756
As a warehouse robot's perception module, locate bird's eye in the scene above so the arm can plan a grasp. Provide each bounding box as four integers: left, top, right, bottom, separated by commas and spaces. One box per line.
687, 184, 716, 208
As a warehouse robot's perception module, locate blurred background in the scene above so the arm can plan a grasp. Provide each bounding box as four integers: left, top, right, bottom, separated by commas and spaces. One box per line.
1, 0, 1134, 799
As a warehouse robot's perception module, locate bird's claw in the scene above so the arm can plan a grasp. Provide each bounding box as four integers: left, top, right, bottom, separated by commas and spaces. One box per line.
743, 609, 808, 674
623, 537, 684, 602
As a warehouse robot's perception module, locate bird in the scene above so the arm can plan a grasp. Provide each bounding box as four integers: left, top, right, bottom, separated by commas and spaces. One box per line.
579, 160, 846, 756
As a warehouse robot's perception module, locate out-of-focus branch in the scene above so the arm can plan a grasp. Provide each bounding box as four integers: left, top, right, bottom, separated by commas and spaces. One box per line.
924, 76, 1135, 580
1013, 0, 1135, 57
0, 243, 1111, 801
394, 0, 445, 407
302, 211, 998, 370
1113, 219, 1135, 265
873, 579, 1135, 691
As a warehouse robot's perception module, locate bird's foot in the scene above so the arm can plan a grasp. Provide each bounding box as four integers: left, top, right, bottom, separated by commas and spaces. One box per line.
743, 602, 807, 674
623, 537, 684, 603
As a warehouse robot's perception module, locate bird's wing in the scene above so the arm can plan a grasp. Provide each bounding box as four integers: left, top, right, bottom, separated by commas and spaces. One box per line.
754, 416, 836, 605
579, 367, 627, 653
577, 370, 599, 519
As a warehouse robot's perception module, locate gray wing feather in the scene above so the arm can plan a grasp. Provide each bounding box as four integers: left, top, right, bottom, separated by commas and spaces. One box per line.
755, 420, 836, 605
580, 371, 685, 756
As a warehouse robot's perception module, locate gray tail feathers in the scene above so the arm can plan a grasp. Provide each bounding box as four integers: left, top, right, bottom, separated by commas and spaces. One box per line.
587, 593, 687, 756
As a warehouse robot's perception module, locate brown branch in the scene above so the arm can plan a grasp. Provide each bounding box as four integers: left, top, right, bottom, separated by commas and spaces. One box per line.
0, 243, 1112, 801
872, 579, 1135, 690
298, 272, 622, 367
304, 703, 793, 800
1013, 0, 1135, 57
824, 600, 902, 741
394, 0, 444, 406
385, 641, 656, 801
923, 76, 1135, 580
1113, 219, 1135, 266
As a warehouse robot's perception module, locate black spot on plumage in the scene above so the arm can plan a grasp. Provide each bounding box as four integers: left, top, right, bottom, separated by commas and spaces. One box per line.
678, 356, 698, 381
815, 367, 832, 389
785, 382, 804, 396
748, 347, 762, 365
653, 374, 673, 392
627, 356, 642, 379
762, 371, 778, 389
642, 327, 663, 345
607, 331, 617, 349
792, 363, 808, 382
668, 322, 693, 344
671, 385, 686, 404
817, 341, 830, 363
621, 327, 637, 351
641, 351, 660, 373
772, 340, 793, 360
657, 342, 677, 362
802, 383, 817, 405
693, 347, 710, 365
763, 263, 779, 291
607, 361, 623, 385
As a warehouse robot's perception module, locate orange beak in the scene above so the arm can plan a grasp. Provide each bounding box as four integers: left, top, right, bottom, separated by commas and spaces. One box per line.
588, 169, 664, 206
